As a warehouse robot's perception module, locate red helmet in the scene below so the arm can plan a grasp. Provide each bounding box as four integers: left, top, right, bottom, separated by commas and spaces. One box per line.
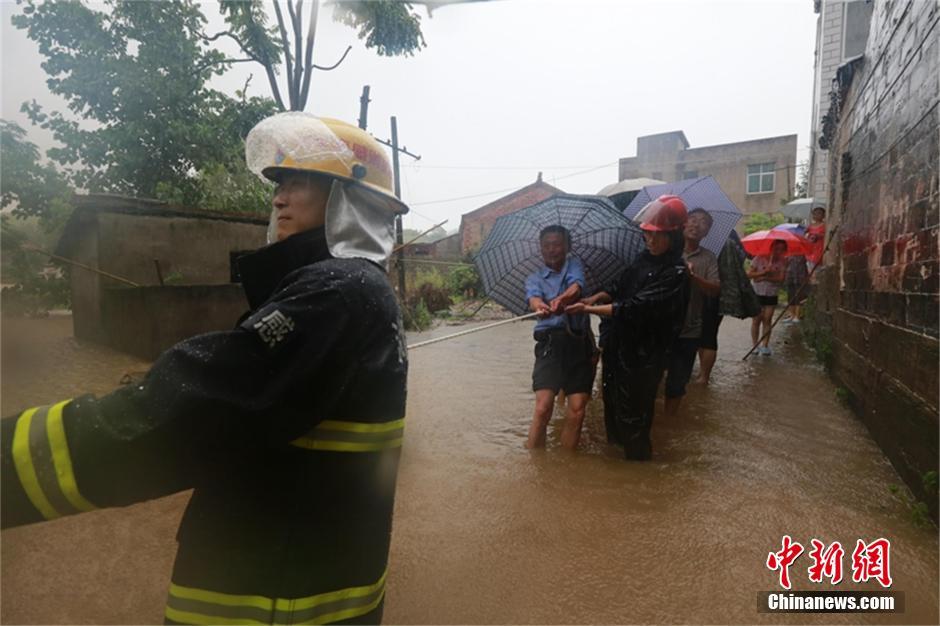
635, 195, 688, 232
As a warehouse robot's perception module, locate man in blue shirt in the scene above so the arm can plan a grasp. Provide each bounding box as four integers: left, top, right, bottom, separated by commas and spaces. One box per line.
524, 225, 595, 449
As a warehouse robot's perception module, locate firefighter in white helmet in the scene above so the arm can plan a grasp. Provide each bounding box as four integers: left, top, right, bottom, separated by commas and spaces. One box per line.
2, 112, 409, 625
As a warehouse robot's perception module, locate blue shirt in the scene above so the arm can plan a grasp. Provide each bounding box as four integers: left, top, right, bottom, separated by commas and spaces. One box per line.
524, 255, 588, 332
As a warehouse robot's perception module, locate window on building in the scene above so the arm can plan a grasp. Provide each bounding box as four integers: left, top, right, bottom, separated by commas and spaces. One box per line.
683, 170, 698, 180
747, 163, 776, 194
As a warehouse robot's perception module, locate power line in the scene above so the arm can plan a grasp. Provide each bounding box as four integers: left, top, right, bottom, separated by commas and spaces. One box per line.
409, 162, 617, 207
402, 163, 611, 170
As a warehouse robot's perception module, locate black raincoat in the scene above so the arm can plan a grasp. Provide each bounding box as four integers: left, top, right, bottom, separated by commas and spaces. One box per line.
1, 227, 408, 624
599, 247, 688, 455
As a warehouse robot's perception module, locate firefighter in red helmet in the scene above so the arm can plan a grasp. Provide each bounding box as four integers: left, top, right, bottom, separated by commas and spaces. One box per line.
2, 112, 408, 624
566, 195, 690, 460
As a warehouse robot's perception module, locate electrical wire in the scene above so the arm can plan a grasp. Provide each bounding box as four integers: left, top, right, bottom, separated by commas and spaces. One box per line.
409, 162, 617, 207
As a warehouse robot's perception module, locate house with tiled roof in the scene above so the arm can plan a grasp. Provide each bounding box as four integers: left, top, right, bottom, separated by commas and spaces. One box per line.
458, 173, 564, 254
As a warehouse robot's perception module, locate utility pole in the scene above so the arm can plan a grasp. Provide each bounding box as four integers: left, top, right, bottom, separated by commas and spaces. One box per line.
354, 87, 420, 300
390, 117, 405, 298
358, 85, 370, 130
376, 117, 421, 300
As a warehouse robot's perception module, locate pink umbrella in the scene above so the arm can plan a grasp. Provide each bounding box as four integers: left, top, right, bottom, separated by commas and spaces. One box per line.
741, 229, 811, 257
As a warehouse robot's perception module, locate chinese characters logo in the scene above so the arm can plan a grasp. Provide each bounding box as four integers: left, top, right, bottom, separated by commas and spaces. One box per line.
767, 537, 892, 589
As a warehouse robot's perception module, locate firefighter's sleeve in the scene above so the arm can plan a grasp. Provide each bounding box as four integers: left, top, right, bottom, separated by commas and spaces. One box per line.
1, 275, 352, 528
612, 266, 689, 326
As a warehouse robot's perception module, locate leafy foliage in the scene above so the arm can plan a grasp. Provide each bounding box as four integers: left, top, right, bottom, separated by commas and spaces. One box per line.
214, 0, 428, 111
1, 214, 71, 316
794, 161, 810, 199
12, 0, 276, 212
447, 264, 481, 297
742, 212, 786, 235
333, 1, 427, 57
0, 120, 72, 221
403, 298, 433, 331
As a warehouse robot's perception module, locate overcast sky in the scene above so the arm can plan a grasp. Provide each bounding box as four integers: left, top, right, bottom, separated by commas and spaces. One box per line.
1, 0, 818, 232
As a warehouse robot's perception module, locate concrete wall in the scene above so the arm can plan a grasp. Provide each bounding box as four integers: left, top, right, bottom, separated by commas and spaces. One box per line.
68, 212, 105, 343
431, 233, 462, 260
96, 212, 266, 286
60, 200, 267, 357
101, 285, 249, 360
812, 0, 938, 517
620, 134, 797, 215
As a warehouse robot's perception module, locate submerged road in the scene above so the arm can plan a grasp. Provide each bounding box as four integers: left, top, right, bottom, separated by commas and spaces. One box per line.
2, 314, 938, 624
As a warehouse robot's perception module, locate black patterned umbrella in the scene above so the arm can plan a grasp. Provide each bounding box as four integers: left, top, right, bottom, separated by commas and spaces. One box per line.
474, 194, 646, 315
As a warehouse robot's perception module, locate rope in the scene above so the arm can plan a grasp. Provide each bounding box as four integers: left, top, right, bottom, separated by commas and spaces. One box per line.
407, 313, 538, 350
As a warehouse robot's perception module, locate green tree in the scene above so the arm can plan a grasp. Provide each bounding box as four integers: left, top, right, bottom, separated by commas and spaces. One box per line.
13, 1, 277, 209
0, 120, 73, 314
0, 120, 71, 221
794, 160, 810, 199
217, 0, 428, 111
742, 212, 786, 235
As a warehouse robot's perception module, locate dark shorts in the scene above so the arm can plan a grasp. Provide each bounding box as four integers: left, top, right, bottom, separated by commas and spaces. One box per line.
757, 294, 779, 307
700, 298, 723, 351
786, 283, 807, 305
665, 337, 700, 399
532, 329, 595, 395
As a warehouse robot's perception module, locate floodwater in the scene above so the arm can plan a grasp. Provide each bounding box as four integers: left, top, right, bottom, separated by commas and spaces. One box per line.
2, 314, 938, 624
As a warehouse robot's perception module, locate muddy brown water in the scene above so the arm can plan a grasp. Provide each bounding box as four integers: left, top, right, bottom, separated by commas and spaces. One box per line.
2, 314, 938, 624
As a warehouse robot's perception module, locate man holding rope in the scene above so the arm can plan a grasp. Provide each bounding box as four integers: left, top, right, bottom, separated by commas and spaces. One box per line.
2, 113, 409, 625
524, 225, 595, 450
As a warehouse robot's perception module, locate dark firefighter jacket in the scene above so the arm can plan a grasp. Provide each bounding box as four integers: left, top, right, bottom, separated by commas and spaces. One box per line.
1, 226, 408, 625
602, 248, 690, 369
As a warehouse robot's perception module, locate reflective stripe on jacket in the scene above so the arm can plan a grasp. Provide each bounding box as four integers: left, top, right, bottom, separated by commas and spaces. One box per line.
1, 227, 408, 625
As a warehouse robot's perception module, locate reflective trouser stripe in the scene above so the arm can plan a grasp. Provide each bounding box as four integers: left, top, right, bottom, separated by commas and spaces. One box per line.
165, 568, 387, 625
290, 418, 404, 453
11, 400, 96, 520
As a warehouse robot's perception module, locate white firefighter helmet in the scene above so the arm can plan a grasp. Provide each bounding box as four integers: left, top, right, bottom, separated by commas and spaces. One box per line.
245, 112, 407, 262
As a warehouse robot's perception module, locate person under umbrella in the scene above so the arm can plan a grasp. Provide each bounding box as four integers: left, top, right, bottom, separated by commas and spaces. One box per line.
663, 208, 720, 417
773, 224, 809, 324
567, 195, 690, 460
742, 230, 811, 356
474, 194, 647, 451
623, 175, 742, 257
524, 225, 594, 450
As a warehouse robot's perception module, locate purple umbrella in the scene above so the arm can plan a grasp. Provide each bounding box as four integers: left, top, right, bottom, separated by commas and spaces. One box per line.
623, 175, 742, 256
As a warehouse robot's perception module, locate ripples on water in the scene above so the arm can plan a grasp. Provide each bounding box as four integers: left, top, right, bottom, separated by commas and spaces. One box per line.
394, 317, 939, 624
1, 315, 937, 625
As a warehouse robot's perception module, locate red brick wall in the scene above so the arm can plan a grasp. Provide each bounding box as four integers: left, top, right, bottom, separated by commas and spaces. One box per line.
813, 0, 938, 517
460, 186, 560, 254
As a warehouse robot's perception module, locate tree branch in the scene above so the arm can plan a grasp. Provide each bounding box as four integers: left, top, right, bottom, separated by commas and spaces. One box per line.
263, 63, 287, 111
312, 45, 352, 71
297, 0, 319, 109
290, 0, 304, 111
271, 0, 296, 109
240, 7, 286, 112
201, 30, 259, 59
240, 73, 254, 102
195, 57, 256, 75
202, 30, 236, 43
